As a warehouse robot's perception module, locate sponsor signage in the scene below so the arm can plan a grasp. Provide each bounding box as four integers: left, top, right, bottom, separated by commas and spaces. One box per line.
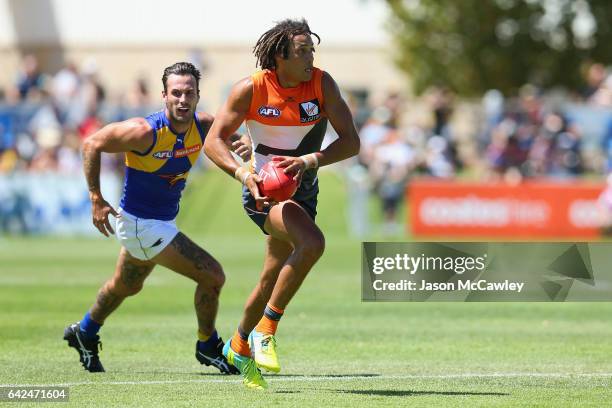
153, 144, 201, 159
409, 180, 605, 238
299, 99, 321, 123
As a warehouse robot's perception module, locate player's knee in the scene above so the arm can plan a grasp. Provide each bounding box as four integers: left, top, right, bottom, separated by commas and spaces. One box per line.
198, 259, 225, 288
212, 266, 226, 288
123, 283, 144, 297
298, 231, 325, 263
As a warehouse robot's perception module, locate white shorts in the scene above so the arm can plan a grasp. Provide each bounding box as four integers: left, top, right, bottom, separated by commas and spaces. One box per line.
115, 208, 179, 261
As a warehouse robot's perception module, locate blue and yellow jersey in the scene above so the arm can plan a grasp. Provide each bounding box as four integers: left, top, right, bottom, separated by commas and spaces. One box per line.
119, 110, 205, 220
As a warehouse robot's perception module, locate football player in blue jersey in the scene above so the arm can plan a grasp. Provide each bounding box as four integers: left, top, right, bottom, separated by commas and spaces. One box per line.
63, 62, 248, 374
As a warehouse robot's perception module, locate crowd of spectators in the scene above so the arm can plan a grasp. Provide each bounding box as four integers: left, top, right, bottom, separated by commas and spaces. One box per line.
3, 56, 612, 235
0, 54, 154, 175
354, 87, 462, 234
481, 63, 612, 182
353, 62, 612, 234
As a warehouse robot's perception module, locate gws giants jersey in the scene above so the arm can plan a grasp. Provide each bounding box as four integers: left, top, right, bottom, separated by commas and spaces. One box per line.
245, 68, 327, 198
120, 111, 205, 220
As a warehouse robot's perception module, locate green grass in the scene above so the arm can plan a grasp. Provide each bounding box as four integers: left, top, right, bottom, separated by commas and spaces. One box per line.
1, 169, 611, 407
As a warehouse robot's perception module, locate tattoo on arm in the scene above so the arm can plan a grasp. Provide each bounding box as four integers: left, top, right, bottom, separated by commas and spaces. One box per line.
83, 147, 102, 193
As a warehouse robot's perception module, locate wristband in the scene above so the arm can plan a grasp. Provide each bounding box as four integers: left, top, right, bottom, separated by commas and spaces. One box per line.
234, 167, 251, 185
300, 153, 319, 169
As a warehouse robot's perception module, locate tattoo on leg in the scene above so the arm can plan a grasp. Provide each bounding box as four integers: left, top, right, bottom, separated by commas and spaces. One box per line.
169, 233, 221, 333
170, 233, 218, 275
195, 285, 219, 334
90, 284, 123, 323
120, 261, 152, 289
90, 261, 152, 323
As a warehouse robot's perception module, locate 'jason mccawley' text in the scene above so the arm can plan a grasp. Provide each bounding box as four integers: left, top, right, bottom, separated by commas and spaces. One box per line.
370, 254, 525, 293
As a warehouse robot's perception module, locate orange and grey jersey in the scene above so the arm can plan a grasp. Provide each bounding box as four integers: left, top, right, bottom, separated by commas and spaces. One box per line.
119, 110, 205, 220
245, 68, 327, 196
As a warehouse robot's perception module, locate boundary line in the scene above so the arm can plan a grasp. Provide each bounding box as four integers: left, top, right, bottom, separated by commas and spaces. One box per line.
2, 372, 611, 388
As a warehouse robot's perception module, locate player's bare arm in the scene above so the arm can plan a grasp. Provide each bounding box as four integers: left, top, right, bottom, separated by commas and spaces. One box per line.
203, 78, 252, 175
82, 118, 154, 237
277, 71, 361, 179
204, 78, 270, 208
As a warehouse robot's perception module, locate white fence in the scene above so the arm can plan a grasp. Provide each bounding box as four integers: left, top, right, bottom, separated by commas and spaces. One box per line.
0, 172, 120, 235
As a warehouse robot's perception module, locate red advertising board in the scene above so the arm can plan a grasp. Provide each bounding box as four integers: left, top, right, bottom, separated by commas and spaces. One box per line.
408, 179, 606, 238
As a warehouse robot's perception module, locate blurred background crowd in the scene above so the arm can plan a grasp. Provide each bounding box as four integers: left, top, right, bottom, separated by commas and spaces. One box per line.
3, 54, 612, 235
352, 64, 612, 234
0, 55, 154, 176
4, 54, 612, 179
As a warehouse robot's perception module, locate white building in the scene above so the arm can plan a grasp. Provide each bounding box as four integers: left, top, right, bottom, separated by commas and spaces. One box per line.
0, 0, 406, 109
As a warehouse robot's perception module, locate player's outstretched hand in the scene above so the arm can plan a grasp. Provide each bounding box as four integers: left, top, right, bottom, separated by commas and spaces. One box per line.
244, 172, 277, 211
273, 156, 304, 182
91, 197, 119, 237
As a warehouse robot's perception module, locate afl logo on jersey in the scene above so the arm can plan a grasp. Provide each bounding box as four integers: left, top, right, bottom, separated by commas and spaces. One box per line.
299, 99, 321, 123
258, 106, 281, 118
153, 151, 174, 159
152, 144, 201, 159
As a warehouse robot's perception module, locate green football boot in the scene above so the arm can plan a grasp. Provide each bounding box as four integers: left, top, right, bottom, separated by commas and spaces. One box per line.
222, 341, 268, 390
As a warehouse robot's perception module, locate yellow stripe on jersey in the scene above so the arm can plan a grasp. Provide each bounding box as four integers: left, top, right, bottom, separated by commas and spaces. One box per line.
125, 120, 201, 173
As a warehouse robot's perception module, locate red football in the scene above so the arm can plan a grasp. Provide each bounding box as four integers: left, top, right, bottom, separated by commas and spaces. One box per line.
257, 160, 298, 202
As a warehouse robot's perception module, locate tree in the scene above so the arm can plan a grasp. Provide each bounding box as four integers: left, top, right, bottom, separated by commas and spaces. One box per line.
386, 0, 612, 95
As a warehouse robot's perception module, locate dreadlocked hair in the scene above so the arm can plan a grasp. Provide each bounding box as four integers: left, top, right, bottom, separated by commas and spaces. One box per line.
253, 18, 320, 70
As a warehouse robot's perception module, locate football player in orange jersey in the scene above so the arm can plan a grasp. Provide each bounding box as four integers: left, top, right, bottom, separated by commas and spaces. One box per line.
205, 19, 360, 389
63, 62, 248, 375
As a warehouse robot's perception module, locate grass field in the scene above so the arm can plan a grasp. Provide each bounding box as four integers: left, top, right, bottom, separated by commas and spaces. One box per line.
1, 169, 611, 407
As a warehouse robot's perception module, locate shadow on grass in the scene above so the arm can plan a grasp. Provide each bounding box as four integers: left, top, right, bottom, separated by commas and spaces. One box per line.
267, 373, 380, 378
133, 372, 383, 378
335, 389, 509, 397
126, 372, 240, 377
130, 372, 381, 379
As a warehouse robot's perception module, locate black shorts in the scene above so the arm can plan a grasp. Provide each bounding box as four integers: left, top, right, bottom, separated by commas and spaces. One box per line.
242, 183, 318, 235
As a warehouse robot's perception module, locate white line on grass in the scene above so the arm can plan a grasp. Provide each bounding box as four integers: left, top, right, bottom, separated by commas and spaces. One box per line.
3, 372, 612, 388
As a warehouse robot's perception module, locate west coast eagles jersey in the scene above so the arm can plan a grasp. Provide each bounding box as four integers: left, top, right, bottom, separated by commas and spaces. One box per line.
245, 68, 327, 196
120, 110, 205, 220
